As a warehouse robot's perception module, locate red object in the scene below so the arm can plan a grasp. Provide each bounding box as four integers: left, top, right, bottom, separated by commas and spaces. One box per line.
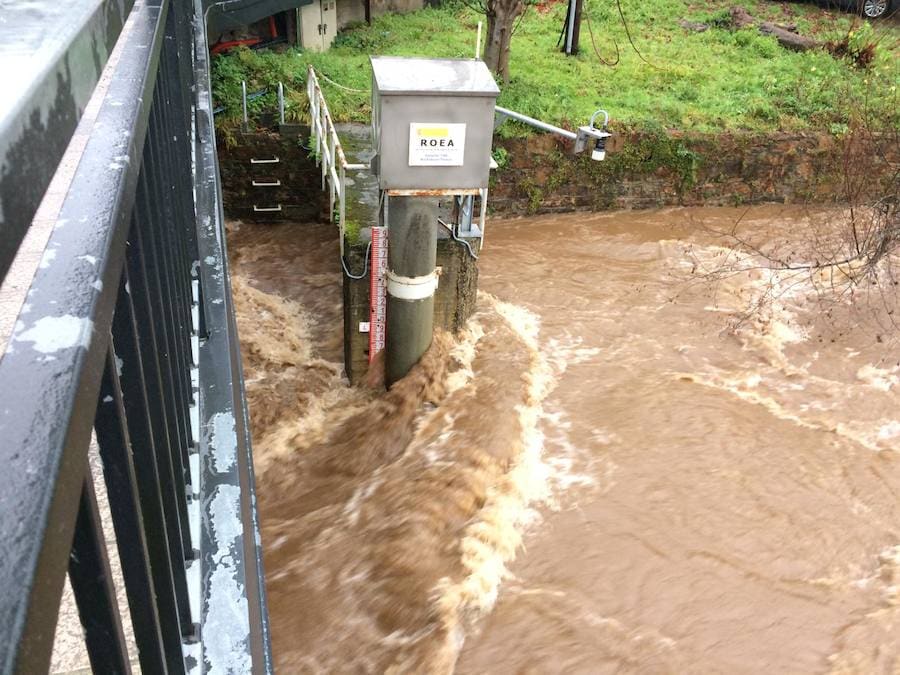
269, 16, 278, 38
210, 38, 261, 54
369, 227, 388, 361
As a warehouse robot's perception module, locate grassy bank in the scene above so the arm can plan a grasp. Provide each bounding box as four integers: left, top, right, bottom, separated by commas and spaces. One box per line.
212, 0, 899, 136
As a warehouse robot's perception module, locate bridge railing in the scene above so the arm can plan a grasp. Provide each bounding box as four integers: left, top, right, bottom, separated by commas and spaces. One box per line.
0, 0, 271, 672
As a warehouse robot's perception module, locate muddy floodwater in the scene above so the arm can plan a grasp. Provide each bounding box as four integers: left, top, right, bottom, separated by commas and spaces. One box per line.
227, 206, 900, 674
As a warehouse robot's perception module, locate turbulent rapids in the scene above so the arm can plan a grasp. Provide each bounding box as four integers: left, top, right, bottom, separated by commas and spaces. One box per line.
229, 223, 561, 672
227, 206, 900, 674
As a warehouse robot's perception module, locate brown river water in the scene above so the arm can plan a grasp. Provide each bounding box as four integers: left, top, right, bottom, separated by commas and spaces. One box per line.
226, 206, 900, 674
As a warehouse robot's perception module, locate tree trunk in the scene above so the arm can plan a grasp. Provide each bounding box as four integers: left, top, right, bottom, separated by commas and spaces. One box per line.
484, 12, 501, 73
483, 0, 523, 83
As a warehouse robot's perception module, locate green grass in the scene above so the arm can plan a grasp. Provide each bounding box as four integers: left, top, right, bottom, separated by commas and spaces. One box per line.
212, 0, 900, 135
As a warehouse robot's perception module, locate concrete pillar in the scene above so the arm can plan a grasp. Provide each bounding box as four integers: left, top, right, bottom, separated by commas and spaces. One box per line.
385, 197, 438, 386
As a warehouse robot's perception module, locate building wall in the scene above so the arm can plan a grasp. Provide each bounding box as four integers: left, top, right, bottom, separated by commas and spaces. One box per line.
370, 0, 425, 16
337, 0, 366, 28
336, 0, 424, 30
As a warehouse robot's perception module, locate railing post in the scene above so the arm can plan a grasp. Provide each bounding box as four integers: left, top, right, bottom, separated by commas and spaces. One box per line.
339, 164, 346, 255
95, 323, 175, 674
241, 80, 248, 130
109, 265, 189, 671
329, 133, 336, 221
124, 203, 195, 640
319, 106, 326, 190
68, 469, 132, 675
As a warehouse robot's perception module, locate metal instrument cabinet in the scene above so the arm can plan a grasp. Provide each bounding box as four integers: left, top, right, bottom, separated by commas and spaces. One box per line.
370, 56, 500, 191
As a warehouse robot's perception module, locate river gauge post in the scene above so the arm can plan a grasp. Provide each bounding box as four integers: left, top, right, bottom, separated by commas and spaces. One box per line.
369, 56, 500, 384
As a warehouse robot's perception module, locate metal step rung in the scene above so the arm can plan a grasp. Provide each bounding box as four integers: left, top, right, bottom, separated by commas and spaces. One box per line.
253, 205, 282, 212
250, 156, 280, 164
252, 179, 282, 187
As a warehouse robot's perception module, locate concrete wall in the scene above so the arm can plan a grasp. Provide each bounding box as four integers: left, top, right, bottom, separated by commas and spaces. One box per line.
370, 0, 424, 17
342, 235, 478, 383
219, 127, 892, 222
337, 0, 366, 28
336, 0, 424, 30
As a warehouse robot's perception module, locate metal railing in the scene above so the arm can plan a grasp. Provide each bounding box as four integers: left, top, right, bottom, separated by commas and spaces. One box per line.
306, 65, 368, 254
0, 0, 271, 672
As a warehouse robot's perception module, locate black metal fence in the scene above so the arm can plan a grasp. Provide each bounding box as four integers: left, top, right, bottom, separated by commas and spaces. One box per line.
0, 0, 271, 672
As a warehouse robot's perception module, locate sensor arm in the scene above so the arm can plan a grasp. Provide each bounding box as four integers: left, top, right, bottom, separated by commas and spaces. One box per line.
494, 106, 612, 160
494, 106, 578, 141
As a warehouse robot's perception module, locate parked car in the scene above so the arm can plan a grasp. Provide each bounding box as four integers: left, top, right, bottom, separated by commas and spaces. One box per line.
832, 0, 894, 18
857, 0, 893, 18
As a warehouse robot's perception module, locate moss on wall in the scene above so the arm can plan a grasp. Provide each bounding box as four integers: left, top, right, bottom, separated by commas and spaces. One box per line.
489, 127, 895, 216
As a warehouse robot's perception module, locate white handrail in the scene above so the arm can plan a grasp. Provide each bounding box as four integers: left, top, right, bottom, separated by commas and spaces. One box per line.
306, 65, 359, 256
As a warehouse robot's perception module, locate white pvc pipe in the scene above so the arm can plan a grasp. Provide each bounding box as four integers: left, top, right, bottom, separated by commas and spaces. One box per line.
241, 80, 248, 127
565, 0, 576, 54
475, 21, 482, 60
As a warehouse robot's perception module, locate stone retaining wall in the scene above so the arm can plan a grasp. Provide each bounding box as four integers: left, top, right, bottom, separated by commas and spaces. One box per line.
217, 128, 326, 223
489, 129, 896, 215
218, 127, 896, 222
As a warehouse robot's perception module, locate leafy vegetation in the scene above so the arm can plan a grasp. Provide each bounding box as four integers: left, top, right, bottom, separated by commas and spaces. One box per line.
211, 0, 899, 136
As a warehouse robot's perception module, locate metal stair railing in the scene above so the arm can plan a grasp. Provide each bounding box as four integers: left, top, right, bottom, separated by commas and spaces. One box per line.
306, 65, 368, 255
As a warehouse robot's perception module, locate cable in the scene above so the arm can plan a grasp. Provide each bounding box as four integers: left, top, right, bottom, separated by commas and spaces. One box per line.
317, 71, 369, 94
560, 0, 656, 68
511, 3, 530, 39
585, 10, 620, 66
341, 241, 372, 279
557, 2, 570, 48
437, 219, 479, 260
614, 0, 660, 69
342, 211, 479, 280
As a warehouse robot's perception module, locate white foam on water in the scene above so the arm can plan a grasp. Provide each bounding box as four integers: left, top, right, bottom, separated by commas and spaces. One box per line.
431, 294, 616, 668
668, 241, 900, 454
857, 364, 899, 392
436, 295, 558, 624
876, 421, 900, 441
444, 320, 484, 394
